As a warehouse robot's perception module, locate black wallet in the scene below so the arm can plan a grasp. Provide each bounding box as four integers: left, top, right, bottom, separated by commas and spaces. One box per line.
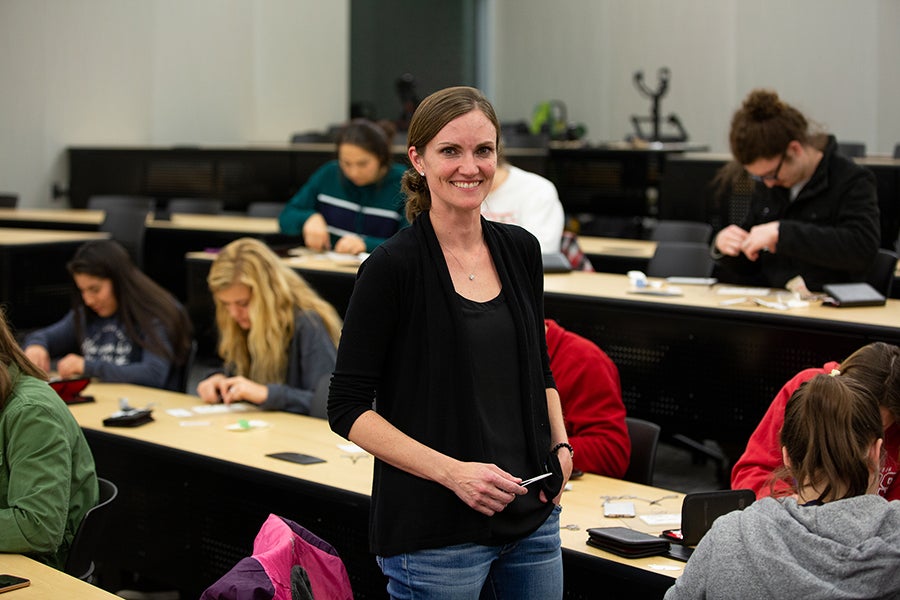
586, 527, 670, 558
822, 282, 886, 307
103, 409, 154, 427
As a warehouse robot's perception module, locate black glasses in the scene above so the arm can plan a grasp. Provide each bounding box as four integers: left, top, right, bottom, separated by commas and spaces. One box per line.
749, 151, 786, 183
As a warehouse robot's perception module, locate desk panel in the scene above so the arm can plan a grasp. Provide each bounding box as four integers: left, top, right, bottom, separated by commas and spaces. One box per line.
72, 384, 683, 599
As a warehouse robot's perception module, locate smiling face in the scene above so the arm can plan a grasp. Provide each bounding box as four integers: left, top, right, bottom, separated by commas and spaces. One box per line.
409, 109, 497, 215
215, 283, 253, 331
74, 273, 118, 318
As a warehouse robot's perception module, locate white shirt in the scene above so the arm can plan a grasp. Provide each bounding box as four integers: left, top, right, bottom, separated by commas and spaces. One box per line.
481, 165, 565, 253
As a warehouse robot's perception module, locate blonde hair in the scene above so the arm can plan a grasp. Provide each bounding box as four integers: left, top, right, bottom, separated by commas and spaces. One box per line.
207, 238, 342, 384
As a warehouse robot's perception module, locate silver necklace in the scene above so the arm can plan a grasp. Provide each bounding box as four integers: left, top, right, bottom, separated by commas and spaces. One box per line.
444, 245, 478, 281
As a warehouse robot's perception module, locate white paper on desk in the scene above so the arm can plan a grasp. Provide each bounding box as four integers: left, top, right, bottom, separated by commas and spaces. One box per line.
717, 286, 771, 296
338, 442, 367, 454
639, 513, 681, 526
192, 403, 251, 414
166, 408, 193, 418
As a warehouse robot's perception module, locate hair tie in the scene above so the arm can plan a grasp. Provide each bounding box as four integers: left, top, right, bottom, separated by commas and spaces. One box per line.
829, 369, 841, 377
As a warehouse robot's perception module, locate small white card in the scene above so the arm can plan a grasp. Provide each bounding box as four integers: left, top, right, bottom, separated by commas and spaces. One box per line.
639, 513, 681, 526
338, 443, 367, 454
166, 408, 193, 417
192, 403, 251, 414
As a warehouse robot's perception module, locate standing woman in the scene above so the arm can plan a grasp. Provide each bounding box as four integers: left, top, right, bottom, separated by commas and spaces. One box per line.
711, 89, 880, 291
23, 239, 193, 391
279, 119, 408, 254
328, 86, 572, 599
197, 238, 341, 415
665, 373, 900, 599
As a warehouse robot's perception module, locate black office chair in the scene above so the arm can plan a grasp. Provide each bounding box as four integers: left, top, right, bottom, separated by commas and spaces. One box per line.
166, 198, 224, 215
623, 417, 661, 486
65, 477, 118, 582
894, 143, 900, 159
866, 248, 898, 298
175, 339, 199, 394
837, 141, 866, 158
87, 195, 156, 214
246, 201, 287, 218
0, 193, 18, 208
99, 206, 150, 268
290, 131, 334, 144
646, 242, 715, 278
308, 374, 331, 420
650, 220, 713, 243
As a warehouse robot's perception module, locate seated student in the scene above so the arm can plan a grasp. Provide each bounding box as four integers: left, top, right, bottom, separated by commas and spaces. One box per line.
481, 158, 565, 254
732, 342, 899, 501
710, 89, 879, 291
665, 373, 900, 599
197, 238, 341, 415
23, 239, 193, 391
0, 309, 99, 570
545, 319, 630, 477
279, 119, 408, 254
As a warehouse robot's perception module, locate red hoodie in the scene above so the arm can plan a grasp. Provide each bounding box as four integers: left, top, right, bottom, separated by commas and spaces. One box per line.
545, 319, 630, 477
732, 362, 900, 500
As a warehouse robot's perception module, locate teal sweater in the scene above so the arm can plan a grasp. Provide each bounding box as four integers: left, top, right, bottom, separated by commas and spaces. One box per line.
279, 160, 408, 252
0, 367, 98, 570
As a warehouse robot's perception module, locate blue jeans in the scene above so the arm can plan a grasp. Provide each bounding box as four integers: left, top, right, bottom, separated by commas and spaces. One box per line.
377, 504, 563, 600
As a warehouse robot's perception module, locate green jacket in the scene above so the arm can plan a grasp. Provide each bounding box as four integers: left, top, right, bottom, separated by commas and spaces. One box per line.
0, 366, 98, 570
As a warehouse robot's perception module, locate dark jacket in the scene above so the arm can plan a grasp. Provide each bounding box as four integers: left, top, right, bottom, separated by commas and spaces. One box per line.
328, 212, 556, 557
715, 136, 880, 291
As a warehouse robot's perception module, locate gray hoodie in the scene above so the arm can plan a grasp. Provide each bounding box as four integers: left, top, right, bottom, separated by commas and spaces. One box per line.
664, 495, 900, 599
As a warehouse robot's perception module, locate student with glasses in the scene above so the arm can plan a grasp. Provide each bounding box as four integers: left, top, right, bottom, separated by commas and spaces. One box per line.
711, 89, 879, 291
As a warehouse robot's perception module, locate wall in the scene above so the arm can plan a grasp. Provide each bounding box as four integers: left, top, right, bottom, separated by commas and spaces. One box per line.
0, 0, 349, 207
491, 0, 898, 155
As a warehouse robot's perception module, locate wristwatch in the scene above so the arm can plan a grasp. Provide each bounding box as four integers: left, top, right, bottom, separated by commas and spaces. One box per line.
551, 442, 574, 458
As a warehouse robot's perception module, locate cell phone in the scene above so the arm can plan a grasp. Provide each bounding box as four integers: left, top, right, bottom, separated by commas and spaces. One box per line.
266, 452, 326, 465
0, 574, 30, 593
603, 501, 636, 518
661, 528, 683, 542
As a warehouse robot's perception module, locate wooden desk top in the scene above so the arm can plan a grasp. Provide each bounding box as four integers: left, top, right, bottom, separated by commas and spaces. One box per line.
148, 213, 280, 235
0, 228, 109, 246
187, 250, 364, 275
578, 236, 656, 259
0, 554, 121, 599
71, 383, 687, 579
0, 208, 105, 226
543, 271, 900, 332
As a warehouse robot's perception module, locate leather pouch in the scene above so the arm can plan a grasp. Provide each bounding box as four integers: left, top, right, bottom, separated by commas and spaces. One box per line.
103, 409, 154, 427
586, 526, 670, 558
822, 282, 886, 307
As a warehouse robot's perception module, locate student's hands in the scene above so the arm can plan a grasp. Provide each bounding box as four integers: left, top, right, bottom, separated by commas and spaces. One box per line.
197, 373, 227, 404
218, 376, 268, 405
714, 224, 750, 257
741, 221, 779, 261
24, 345, 51, 372
333, 234, 365, 255
302, 213, 331, 251
57, 354, 85, 379
445, 462, 528, 516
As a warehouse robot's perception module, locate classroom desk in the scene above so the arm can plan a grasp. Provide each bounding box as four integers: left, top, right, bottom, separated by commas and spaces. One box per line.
542, 272, 900, 455
0, 207, 105, 231
0, 228, 110, 330
578, 235, 656, 273
70, 383, 683, 599
0, 555, 122, 599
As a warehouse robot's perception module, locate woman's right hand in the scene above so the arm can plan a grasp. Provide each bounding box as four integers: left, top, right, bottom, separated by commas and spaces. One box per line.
445, 461, 528, 516
24, 345, 51, 372
197, 373, 227, 404
302, 213, 331, 251
714, 224, 750, 257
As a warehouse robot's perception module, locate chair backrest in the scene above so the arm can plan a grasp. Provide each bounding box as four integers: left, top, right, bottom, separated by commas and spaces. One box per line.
837, 141, 866, 158
308, 374, 331, 420
65, 477, 118, 581
866, 248, 898, 297
167, 198, 224, 215
246, 201, 287, 218
0, 193, 18, 208
176, 339, 199, 393
894, 143, 900, 159
646, 241, 714, 278
99, 206, 151, 268
650, 220, 713, 244
87, 195, 156, 213
623, 417, 661, 485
